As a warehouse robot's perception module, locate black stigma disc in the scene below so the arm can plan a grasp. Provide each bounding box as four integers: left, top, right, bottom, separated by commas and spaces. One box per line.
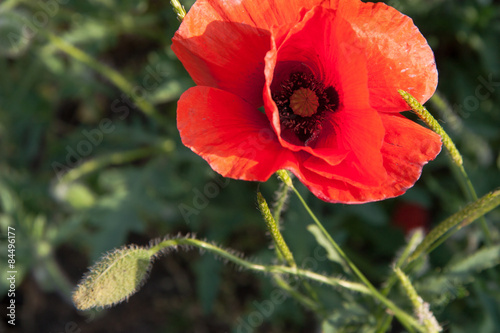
272, 72, 339, 145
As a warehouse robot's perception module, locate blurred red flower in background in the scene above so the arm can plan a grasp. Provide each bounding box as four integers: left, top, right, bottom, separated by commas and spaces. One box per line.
172, 0, 442, 203
392, 202, 430, 235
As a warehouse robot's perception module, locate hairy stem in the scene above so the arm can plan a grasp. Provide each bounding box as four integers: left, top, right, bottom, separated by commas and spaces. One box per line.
149, 237, 370, 294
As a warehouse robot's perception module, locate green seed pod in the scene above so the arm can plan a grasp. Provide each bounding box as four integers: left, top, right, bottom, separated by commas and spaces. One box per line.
73, 245, 154, 310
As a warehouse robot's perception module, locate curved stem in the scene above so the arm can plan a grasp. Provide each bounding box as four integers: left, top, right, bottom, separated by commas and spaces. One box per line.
148, 237, 370, 294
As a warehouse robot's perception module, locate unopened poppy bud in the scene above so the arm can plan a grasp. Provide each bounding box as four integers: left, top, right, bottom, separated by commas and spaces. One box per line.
73, 246, 154, 310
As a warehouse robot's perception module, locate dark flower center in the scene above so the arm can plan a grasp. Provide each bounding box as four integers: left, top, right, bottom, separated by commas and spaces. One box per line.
272, 72, 339, 146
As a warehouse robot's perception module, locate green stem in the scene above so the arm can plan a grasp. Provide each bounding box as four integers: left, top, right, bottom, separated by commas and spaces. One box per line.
148, 238, 370, 294
289, 181, 425, 332
270, 181, 290, 263
272, 174, 321, 303
381, 230, 425, 295
399, 90, 492, 245
45, 33, 166, 126
273, 182, 291, 225
257, 191, 296, 267
398, 90, 462, 166
58, 141, 175, 183
407, 188, 500, 263
394, 268, 442, 333
374, 231, 424, 332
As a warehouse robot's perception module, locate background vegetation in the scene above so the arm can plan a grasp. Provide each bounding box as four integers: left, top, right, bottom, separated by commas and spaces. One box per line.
0, 0, 499, 332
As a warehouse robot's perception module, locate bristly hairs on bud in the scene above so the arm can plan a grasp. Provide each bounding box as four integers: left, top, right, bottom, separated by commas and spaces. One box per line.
73, 245, 155, 311
72, 233, 260, 311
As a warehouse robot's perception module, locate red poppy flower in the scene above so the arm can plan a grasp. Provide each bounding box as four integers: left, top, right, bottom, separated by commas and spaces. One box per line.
393, 202, 430, 235
172, 0, 442, 203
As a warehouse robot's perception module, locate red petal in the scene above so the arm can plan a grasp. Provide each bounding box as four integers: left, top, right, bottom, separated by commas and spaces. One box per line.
177, 86, 292, 181
172, 0, 341, 107
264, 6, 385, 173
341, 1, 438, 111
378, 114, 442, 195
303, 106, 387, 188
283, 114, 441, 204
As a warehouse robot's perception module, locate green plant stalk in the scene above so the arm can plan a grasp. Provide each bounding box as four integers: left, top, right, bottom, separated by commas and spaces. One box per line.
273, 182, 291, 225
395, 268, 441, 333
59, 141, 175, 183
289, 183, 425, 332
270, 182, 289, 263
148, 238, 370, 294
408, 188, 500, 263
170, 0, 186, 21
272, 174, 320, 303
399, 90, 492, 245
381, 230, 425, 296
41, 249, 75, 300
429, 92, 463, 134
257, 192, 296, 268
45, 33, 165, 126
374, 231, 423, 333
399, 90, 462, 166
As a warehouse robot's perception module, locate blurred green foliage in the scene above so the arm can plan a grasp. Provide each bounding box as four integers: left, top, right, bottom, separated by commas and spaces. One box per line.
0, 0, 499, 332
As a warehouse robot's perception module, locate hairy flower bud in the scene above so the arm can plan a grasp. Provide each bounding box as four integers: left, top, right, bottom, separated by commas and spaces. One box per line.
73, 246, 154, 310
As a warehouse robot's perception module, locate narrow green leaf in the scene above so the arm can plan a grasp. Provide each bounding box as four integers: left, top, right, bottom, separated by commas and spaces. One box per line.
408, 188, 500, 263
307, 224, 349, 272
416, 245, 500, 308
447, 245, 500, 277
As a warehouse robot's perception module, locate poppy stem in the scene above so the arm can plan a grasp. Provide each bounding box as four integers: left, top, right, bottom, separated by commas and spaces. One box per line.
285, 172, 425, 332
149, 236, 370, 294
398, 90, 493, 246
